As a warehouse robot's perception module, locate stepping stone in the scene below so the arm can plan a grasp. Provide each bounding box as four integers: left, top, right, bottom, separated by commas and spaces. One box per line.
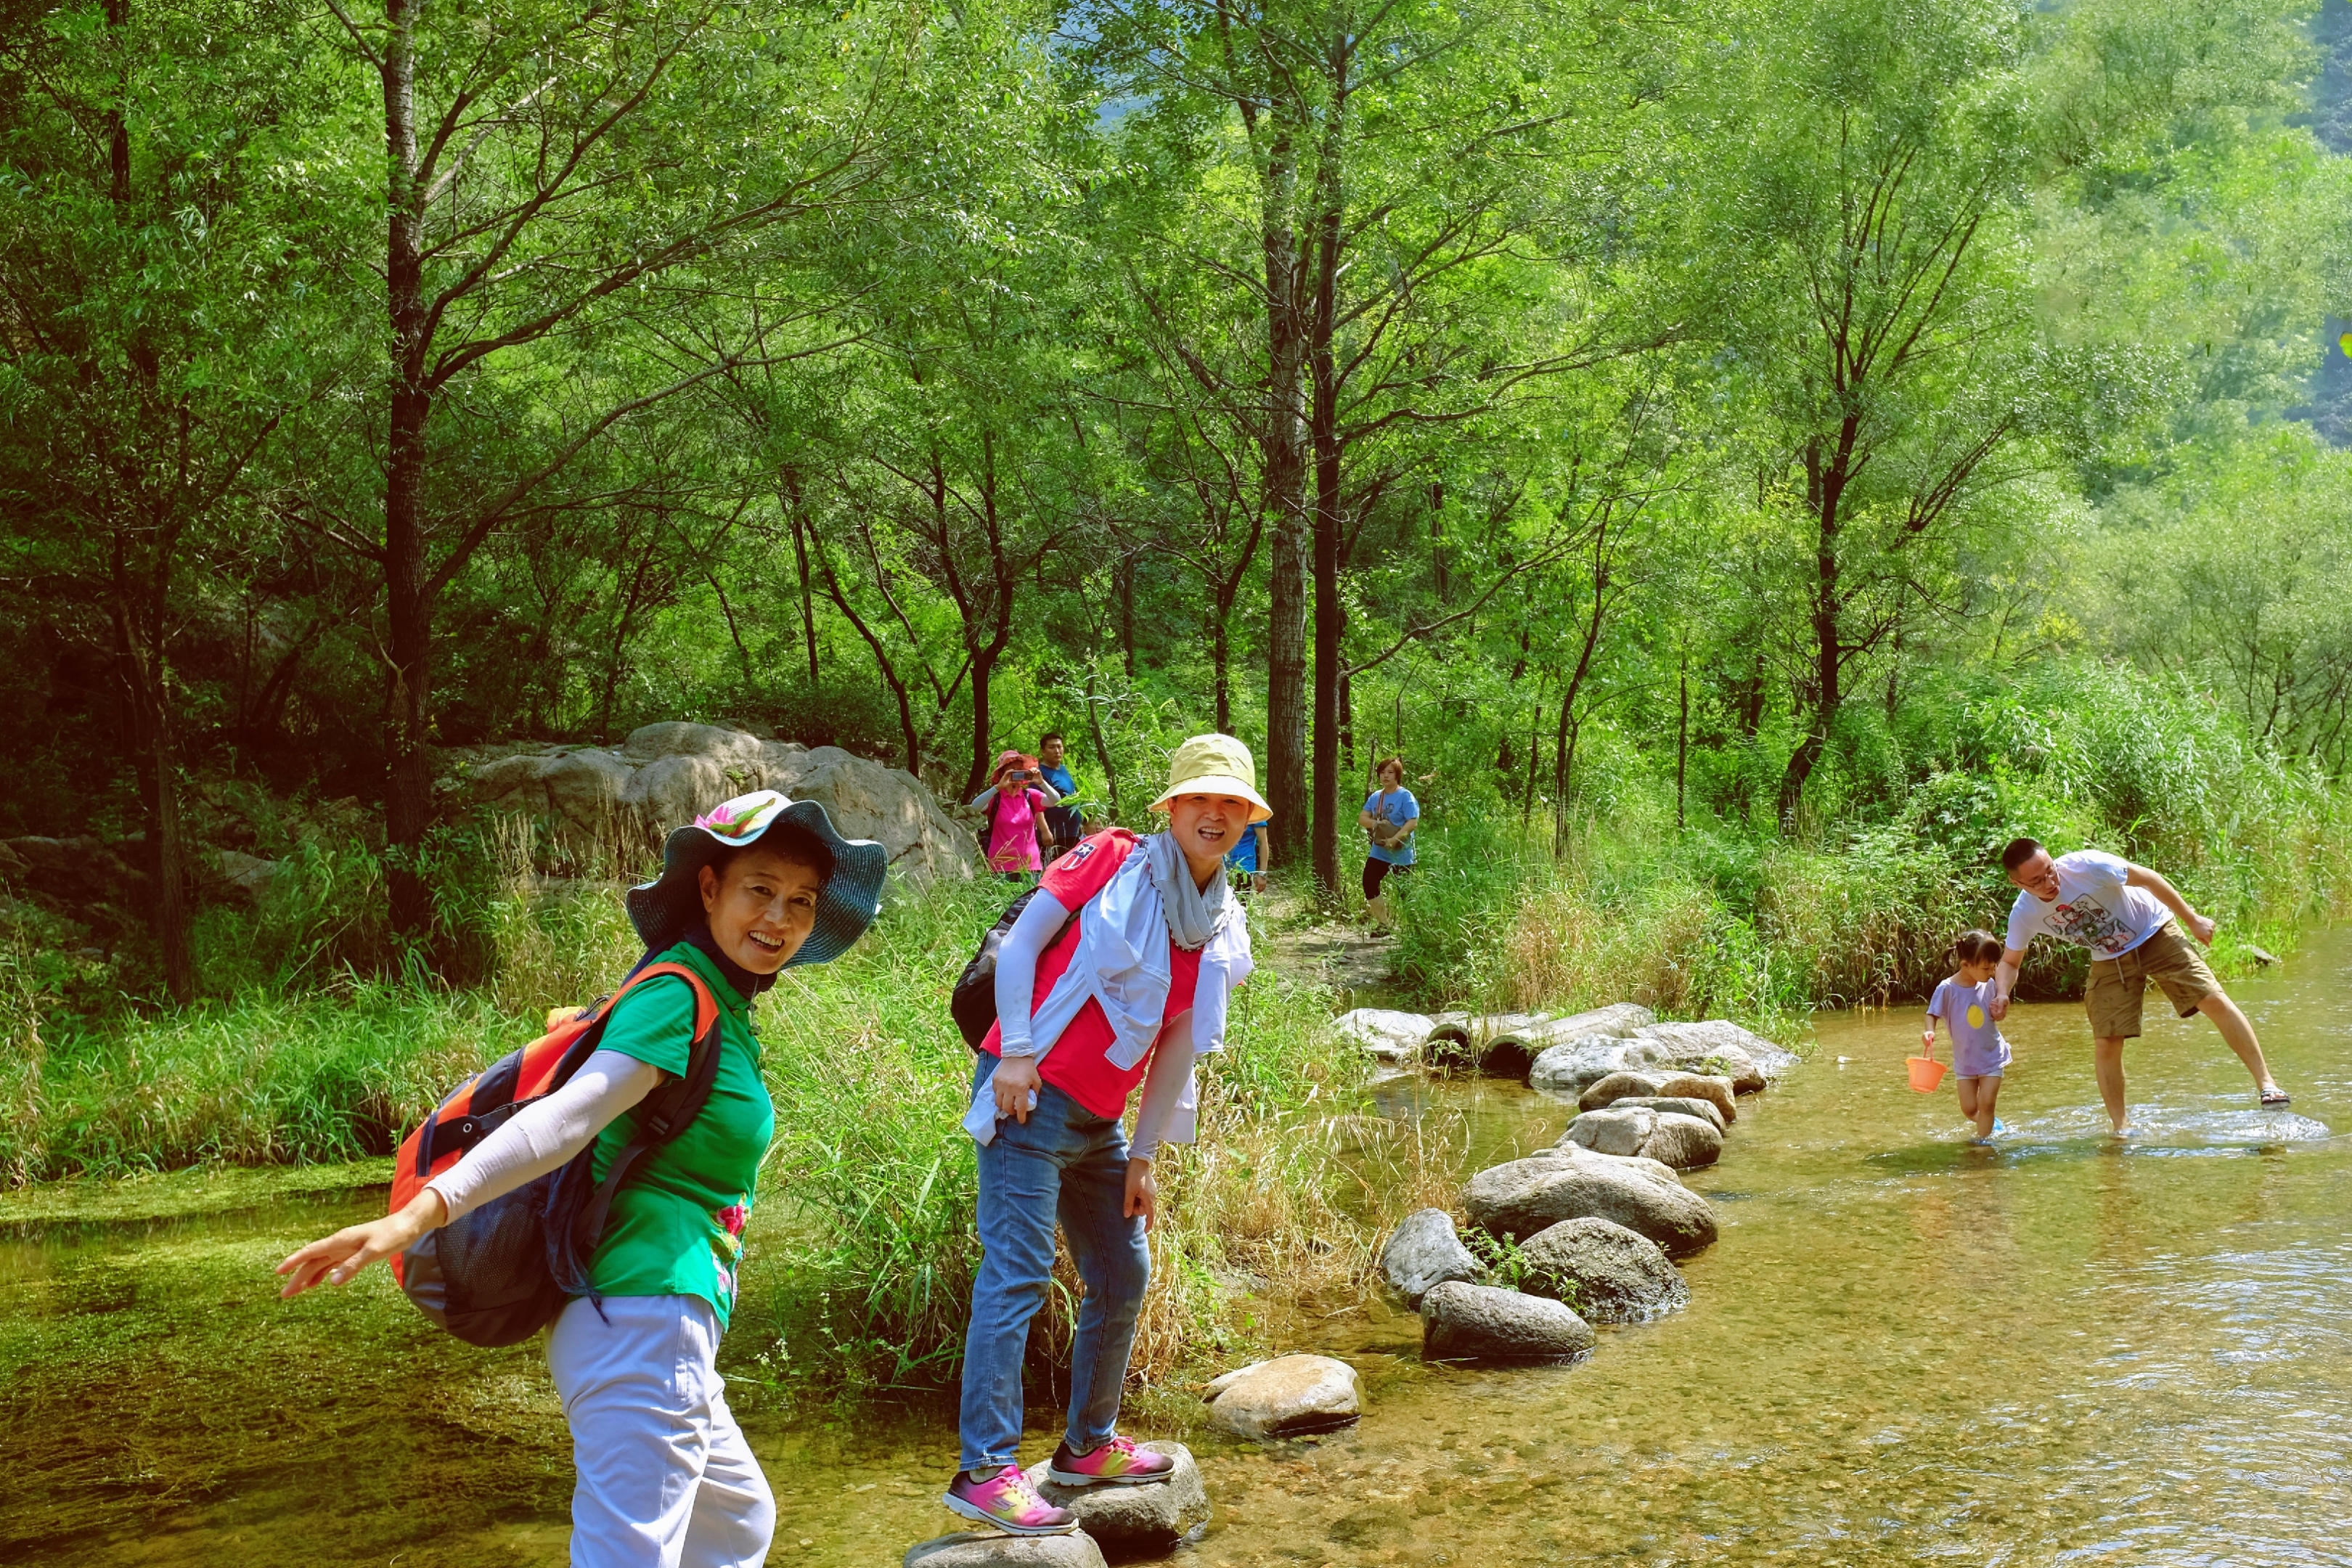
1379, 1207, 1482, 1307
1027, 1442, 1210, 1553
905, 1530, 1107, 1568
1204, 1353, 1361, 1437
1516, 1216, 1689, 1323
1420, 1280, 1594, 1363
1463, 1146, 1718, 1255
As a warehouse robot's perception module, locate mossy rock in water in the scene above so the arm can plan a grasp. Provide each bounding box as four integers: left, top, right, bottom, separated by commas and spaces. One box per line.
1516, 1217, 1690, 1324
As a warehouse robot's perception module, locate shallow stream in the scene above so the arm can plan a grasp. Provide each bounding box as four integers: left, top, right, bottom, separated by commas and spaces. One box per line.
6, 931, 2348, 1566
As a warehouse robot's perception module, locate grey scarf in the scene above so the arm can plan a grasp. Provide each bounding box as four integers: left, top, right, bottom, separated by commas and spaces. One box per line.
1145, 830, 1233, 952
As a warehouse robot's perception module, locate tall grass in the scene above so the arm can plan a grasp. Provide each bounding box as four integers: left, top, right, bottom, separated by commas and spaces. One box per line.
3, 817, 642, 1183
1392, 661, 2352, 1029
739, 878, 1424, 1398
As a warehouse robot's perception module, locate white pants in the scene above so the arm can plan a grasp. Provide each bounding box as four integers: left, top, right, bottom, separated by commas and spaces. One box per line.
546, 1294, 775, 1568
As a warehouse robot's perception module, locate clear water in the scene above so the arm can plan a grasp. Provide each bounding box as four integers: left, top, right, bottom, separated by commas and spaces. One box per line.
6, 932, 2348, 1566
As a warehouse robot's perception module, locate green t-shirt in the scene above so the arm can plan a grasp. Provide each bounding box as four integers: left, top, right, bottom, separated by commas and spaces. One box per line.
584, 941, 775, 1329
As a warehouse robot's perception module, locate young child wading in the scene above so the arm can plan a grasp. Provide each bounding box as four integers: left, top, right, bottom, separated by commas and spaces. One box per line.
1925, 930, 2012, 1143
944, 734, 1265, 1536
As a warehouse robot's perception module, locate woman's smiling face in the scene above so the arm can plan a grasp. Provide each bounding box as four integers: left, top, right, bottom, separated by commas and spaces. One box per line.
698, 845, 824, 973
1167, 792, 1251, 871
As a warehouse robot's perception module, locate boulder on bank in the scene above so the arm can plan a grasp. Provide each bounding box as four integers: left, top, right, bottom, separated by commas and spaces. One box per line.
447, 723, 983, 886
1028, 1443, 1209, 1553
1527, 1035, 1667, 1095
1334, 1008, 1436, 1065
1463, 1147, 1718, 1256
1379, 1208, 1483, 1307
905, 1533, 1106, 1568
1205, 1354, 1361, 1437
1651, 1072, 1738, 1122
1482, 1004, 1657, 1078
1517, 1217, 1689, 1323
1421, 1280, 1595, 1363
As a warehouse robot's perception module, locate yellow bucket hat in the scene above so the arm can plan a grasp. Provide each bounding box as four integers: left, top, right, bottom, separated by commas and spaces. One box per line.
1149, 733, 1273, 823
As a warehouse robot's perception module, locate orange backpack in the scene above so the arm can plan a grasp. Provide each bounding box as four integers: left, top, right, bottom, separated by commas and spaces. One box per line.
388, 961, 722, 1346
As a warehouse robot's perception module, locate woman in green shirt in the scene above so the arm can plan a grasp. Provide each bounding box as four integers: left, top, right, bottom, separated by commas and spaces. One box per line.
278, 790, 884, 1568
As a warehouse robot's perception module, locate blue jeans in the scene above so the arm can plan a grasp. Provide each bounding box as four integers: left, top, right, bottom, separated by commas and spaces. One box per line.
956, 1060, 1151, 1474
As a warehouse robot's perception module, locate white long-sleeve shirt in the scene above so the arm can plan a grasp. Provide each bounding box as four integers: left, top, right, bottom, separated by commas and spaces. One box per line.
423, 1049, 661, 1222
989, 888, 1197, 1161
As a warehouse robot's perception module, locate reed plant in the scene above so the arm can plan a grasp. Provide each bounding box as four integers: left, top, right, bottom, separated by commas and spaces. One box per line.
1391, 661, 2352, 1030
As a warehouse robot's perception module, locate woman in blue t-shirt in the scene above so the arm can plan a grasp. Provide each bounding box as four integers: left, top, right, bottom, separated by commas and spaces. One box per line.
1358, 756, 1418, 923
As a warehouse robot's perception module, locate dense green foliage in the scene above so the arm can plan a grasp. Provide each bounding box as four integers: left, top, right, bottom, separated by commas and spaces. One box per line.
4, 0, 2349, 1001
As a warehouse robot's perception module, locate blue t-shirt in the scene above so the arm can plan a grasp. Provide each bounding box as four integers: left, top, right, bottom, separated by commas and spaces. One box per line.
1040, 763, 1078, 800
1226, 822, 1263, 873
1363, 788, 1419, 865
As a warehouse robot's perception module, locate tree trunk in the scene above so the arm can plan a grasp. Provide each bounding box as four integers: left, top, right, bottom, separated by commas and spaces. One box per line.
1085, 668, 1120, 820
1116, 552, 1136, 679
780, 470, 820, 692
1779, 436, 1848, 829
1259, 115, 1310, 870
1307, 46, 1348, 897
1210, 589, 1233, 735
1676, 657, 1689, 832
111, 555, 193, 1003
380, 0, 436, 938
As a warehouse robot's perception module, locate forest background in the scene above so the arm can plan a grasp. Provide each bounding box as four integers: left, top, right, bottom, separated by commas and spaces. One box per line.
9, 0, 2352, 1178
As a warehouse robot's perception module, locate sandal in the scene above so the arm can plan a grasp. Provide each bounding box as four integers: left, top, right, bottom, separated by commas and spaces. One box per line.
2259, 1087, 2292, 1108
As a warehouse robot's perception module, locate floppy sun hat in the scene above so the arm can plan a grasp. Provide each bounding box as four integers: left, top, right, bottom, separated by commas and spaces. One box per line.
626, 789, 888, 966
1148, 733, 1273, 824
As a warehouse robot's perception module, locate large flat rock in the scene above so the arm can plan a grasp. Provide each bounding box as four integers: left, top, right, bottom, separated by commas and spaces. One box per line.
1333, 1008, 1436, 1064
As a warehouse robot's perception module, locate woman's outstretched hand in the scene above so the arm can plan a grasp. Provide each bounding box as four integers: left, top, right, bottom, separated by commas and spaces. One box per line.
276, 1190, 446, 1299
1124, 1158, 1158, 1230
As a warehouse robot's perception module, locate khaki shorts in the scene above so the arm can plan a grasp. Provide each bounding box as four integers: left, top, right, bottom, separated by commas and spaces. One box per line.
2085, 923, 2221, 1040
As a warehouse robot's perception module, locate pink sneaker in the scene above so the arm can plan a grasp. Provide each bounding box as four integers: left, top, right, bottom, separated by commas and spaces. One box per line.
943, 1467, 1079, 1535
1048, 1435, 1176, 1487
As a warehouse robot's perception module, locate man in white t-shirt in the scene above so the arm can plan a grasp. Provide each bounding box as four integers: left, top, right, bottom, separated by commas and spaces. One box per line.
1990, 837, 2287, 1133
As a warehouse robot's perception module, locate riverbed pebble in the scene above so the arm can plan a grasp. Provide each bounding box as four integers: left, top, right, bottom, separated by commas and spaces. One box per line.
905, 1530, 1108, 1568
1516, 1216, 1690, 1323
1026, 1442, 1209, 1552
1464, 1146, 1718, 1255
1420, 1280, 1596, 1362
1379, 1207, 1484, 1307
1206, 1353, 1362, 1437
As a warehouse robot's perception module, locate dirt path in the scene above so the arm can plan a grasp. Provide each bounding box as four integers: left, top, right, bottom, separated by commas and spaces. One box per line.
1249, 883, 1402, 1005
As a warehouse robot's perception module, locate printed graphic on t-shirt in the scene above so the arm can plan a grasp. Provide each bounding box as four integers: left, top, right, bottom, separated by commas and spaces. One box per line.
2041, 894, 2139, 956
711, 1199, 748, 1304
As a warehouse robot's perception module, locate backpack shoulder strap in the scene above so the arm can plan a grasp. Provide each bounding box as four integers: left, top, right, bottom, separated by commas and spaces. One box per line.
568, 963, 727, 1264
